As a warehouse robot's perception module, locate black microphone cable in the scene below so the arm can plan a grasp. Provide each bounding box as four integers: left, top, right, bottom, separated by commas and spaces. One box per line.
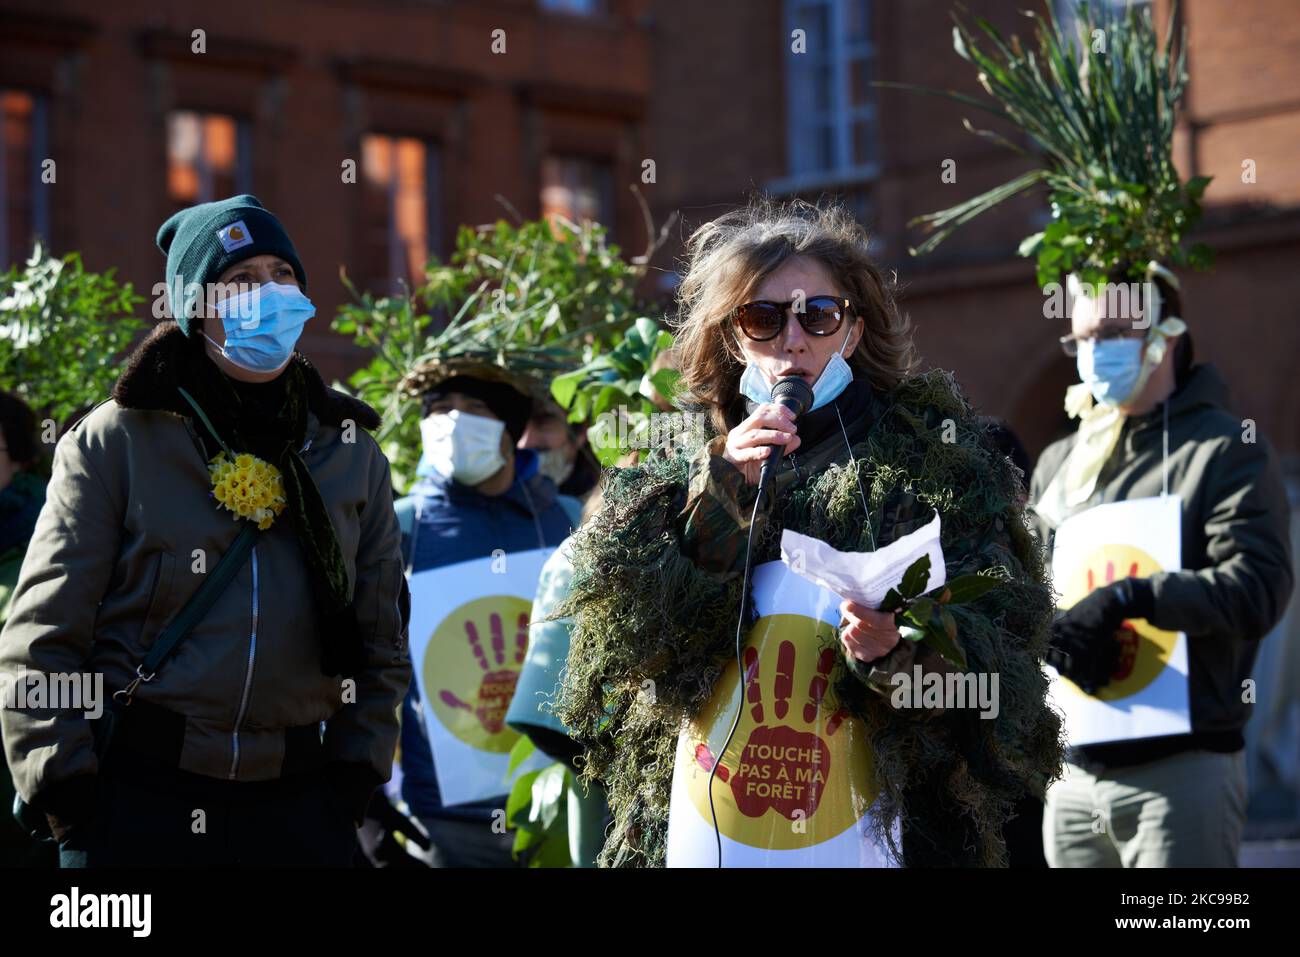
707, 481, 767, 868
705, 376, 812, 867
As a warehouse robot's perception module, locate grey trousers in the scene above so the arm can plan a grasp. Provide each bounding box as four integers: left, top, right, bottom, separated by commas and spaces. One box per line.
1043, 748, 1248, 868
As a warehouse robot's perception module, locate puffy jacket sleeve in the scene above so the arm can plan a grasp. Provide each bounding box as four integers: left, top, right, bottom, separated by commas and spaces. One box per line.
1148, 435, 1294, 640
551, 444, 749, 864
675, 435, 763, 579
0, 425, 124, 816
321, 439, 412, 780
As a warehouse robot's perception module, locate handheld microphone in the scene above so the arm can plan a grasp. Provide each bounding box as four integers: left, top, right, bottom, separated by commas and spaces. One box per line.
757, 376, 814, 499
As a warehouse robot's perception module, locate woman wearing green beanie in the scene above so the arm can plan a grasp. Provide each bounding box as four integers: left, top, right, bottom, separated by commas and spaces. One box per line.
0, 194, 412, 867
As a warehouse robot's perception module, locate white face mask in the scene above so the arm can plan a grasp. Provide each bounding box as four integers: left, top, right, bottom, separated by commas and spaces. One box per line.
420, 410, 507, 486
738, 324, 856, 411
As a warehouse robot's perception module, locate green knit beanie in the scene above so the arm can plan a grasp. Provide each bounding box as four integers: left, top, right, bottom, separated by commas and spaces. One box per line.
156, 194, 307, 336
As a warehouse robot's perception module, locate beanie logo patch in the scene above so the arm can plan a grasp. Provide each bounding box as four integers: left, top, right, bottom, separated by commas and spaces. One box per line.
218, 220, 253, 253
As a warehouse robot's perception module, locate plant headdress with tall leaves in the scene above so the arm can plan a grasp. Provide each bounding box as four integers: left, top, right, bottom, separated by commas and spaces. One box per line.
882, 0, 1212, 290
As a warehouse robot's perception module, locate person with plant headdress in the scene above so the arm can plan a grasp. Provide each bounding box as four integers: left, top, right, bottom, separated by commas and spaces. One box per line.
381, 357, 580, 868
896, 1, 1293, 866
0, 195, 412, 867
552, 196, 1064, 868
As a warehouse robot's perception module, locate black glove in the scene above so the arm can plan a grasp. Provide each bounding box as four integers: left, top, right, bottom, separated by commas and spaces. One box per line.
1047, 578, 1154, 694
355, 791, 432, 868
26, 774, 98, 844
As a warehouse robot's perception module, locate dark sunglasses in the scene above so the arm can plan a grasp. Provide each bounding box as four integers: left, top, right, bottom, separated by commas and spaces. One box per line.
731, 295, 853, 342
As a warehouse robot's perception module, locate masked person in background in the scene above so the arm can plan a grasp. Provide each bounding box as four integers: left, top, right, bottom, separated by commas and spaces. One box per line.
0, 195, 411, 867
1029, 265, 1293, 867
518, 394, 599, 502
0, 392, 57, 867
384, 361, 579, 867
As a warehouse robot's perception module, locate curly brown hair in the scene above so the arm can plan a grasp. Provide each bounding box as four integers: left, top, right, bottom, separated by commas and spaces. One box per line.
672, 196, 916, 434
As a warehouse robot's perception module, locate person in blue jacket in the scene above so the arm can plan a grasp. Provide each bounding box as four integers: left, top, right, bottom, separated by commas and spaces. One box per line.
390, 360, 580, 867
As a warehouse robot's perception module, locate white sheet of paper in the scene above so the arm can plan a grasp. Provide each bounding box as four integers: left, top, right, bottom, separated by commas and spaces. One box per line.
779, 511, 945, 610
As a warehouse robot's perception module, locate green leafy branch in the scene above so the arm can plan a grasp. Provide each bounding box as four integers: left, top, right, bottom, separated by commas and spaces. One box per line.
332, 215, 652, 490
503, 736, 577, 868
881, 0, 1213, 288
0, 242, 144, 431
550, 315, 680, 467
879, 554, 1004, 670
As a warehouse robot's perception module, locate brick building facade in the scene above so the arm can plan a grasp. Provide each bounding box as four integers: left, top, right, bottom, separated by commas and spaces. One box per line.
0, 0, 653, 381
645, 0, 1300, 464
1, 0, 1296, 464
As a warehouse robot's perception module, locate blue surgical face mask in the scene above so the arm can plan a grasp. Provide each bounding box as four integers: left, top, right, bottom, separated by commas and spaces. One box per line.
739, 325, 855, 411
204, 282, 314, 374
1076, 336, 1145, 406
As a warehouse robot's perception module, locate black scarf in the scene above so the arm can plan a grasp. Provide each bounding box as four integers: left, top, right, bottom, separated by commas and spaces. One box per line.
113, 323, 381, 677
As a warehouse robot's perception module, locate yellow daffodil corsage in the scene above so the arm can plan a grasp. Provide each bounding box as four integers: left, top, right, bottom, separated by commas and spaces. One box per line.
208, 452, 287, 531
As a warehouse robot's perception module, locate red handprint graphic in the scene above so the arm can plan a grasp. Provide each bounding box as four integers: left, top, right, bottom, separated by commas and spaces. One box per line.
438, 611, 529, 734
1087, 560, 1141, 682
694, 640, 848, 822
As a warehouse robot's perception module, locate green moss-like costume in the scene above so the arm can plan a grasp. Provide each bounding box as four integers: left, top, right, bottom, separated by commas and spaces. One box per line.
553, 371, 1065, 867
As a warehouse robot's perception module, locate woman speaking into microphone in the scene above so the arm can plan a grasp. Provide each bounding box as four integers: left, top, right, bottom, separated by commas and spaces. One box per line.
553, 198, 1062, 868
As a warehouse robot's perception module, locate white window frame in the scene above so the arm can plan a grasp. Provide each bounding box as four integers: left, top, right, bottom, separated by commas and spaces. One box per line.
770, 0, 879, 194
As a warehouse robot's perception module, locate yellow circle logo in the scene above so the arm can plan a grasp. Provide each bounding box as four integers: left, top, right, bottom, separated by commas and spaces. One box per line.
1059, 545, 1180, 700
681, 614, 875, 850
424, 595, 531, 752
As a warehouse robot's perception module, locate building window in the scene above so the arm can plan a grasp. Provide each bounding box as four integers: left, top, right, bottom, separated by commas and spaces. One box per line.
540, 0, 606, 15
781, 0, 877, 187
359, 133, 439, 295
0, 90, 51, 269
166, 110, 251, 212
1053, 0, 1152, 46
541, 155, 614, 230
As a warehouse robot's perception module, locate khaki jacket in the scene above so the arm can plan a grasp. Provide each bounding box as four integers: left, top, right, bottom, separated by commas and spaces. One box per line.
0, 335, 411, 808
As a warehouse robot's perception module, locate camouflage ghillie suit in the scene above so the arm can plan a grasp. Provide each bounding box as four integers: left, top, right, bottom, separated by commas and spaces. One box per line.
554, 371, 1065, 867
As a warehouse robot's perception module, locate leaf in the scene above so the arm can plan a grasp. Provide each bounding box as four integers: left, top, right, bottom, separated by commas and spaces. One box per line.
1184, 174, 1212, 201
941, 573, 1003, 604
648, 367, 681, 402
1017, 231, 1045, 258
899, 554, 931, 599
506, 734, 536, 777
938, 606, 958, 640
925, 608, 968, 670
506, 768, 541, 823
529, 763, 567, 830
880, 588, 906, 613
907, 596, 936, 625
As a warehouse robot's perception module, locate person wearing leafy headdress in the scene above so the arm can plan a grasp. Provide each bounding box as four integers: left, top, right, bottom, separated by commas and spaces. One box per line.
895, 2, 1293, 866
376, 359, 580, 867
552, 197, 1064, 867
0, 195, 411, 867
